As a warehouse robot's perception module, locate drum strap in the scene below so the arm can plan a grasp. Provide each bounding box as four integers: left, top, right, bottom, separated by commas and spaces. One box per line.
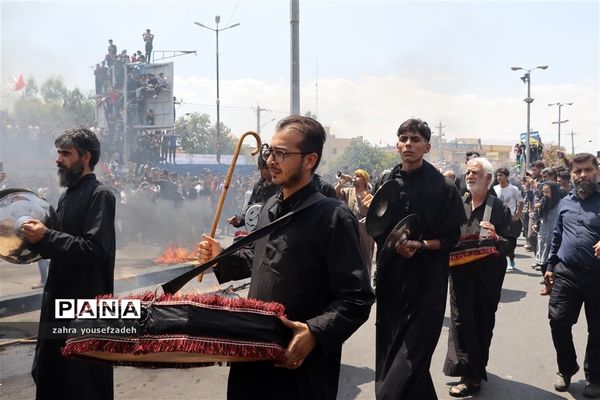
463, 194, 494, 238
161, 192, 325, 294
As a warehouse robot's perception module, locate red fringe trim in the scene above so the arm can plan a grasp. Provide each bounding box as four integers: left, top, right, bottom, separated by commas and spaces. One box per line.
94, 292, 287, 319
63, 293, 289, 368
449, 246, 499, 267
63, 334, 286, 369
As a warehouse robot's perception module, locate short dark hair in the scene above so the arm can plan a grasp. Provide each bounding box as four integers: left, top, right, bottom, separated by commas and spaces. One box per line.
558, 170, 571, 181
541, 167, 557, 180
275, 115, 326, 173
531, 160, 546, 169
397, 118, 431, 142
555, 165, 568, 173
55, 128, 101, 170
569, 152, 598, 168
495, 167, 510, 177
466, 151, 480, 159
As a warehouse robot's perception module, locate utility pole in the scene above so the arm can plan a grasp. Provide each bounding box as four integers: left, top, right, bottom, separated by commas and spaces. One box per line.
566, 130, 577, 154
290, 0, 300, 115
549, 102, 572, 150
435, 121, 445, 162
254, 103, 271, 134
315, 53, 319, 119
194, 17, 240, 164
511, 65, 548, 175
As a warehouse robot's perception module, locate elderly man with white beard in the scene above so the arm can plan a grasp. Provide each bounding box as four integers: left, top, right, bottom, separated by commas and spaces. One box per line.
443, 157, 513, 397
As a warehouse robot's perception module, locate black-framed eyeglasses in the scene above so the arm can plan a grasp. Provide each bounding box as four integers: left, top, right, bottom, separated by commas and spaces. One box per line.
261, 147, 309, 163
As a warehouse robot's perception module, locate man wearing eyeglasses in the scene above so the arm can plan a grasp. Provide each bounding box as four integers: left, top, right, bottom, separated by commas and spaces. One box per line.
198, 115, 374, 400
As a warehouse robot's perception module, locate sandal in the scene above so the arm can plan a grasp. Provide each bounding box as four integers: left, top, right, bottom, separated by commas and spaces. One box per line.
449, 381, 481, 397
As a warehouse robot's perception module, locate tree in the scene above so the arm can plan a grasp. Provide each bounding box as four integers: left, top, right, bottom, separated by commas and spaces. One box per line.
24, 77, 38, 98
542, 143, 570, 168
9, 76, 97, 136
175, 112, 236, 154
40, 76, 68, 103
63, 88, 95, 127
328, 137, 396, 174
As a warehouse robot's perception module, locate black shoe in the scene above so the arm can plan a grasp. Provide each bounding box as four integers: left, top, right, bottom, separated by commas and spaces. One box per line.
554, 372, 573, 392
584, 382, 600, 398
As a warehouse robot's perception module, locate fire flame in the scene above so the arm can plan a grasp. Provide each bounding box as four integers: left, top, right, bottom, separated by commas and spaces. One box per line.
154, 243, 196, 265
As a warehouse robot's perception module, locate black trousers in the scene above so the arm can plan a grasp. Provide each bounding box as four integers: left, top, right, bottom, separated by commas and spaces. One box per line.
549, 263, 600, 383
508, 219, 522, 261
444, 256, 507, 381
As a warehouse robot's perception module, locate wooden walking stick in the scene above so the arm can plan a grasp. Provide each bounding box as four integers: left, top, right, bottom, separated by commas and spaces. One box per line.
198, 131, 262, 281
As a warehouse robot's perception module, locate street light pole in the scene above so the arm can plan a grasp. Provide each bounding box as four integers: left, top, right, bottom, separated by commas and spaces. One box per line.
215, 18, 221, 162
511, 65, 548, 174
566, 130, 577, 155
194, 17, 240, 163
290, 0, 300, 115
548, 102, 572, 150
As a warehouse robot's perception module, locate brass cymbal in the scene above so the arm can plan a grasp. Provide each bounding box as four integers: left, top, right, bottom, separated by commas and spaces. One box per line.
0, 188, 56, 264
379, 213, 420, 259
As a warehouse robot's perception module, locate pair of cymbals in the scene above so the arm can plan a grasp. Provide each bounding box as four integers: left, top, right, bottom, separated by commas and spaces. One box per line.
379, 214, 420, 258
364, 180, 420, 259
365, 179, 403, 239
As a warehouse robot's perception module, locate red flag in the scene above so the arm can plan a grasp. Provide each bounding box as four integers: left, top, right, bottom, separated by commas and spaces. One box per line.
13, 74, 25, 91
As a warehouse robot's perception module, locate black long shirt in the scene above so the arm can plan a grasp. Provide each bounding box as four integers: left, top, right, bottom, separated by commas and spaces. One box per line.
38, 173, 116, 298
216, 180, 375, 399
33, 173, 116, 400
374, 161, 465, 399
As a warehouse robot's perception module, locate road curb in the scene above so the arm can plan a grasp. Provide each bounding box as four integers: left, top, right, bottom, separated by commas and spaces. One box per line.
0, 264, 195, 318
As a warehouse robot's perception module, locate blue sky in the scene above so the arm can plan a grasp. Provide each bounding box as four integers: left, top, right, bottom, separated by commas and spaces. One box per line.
1, 0, 598, 153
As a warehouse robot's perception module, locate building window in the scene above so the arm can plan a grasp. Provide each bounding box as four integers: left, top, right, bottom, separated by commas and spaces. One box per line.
332, 148, 337, 154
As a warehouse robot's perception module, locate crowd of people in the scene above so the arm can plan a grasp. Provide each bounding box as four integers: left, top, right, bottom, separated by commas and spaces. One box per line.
1, 159, 262, 252
206, 118, 598, 398
514, 140, 544, 168
2, 116, 598, 400
330, 140, 598, 399
92, 30, 174, 171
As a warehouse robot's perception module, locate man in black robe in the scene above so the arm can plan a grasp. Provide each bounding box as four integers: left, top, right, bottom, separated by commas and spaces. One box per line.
198, 115, 374, 400
370, 118, 465, 399
443, 157, 512, 397
22, 128, 116, 400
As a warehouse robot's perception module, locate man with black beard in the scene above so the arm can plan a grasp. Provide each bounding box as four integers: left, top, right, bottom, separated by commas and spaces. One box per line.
544, 153, 600, 398
22, 128, 116, 400
198, 116, 374, 399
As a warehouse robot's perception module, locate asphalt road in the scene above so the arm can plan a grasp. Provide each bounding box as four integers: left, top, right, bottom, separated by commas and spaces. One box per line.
0, 238, 590, 400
